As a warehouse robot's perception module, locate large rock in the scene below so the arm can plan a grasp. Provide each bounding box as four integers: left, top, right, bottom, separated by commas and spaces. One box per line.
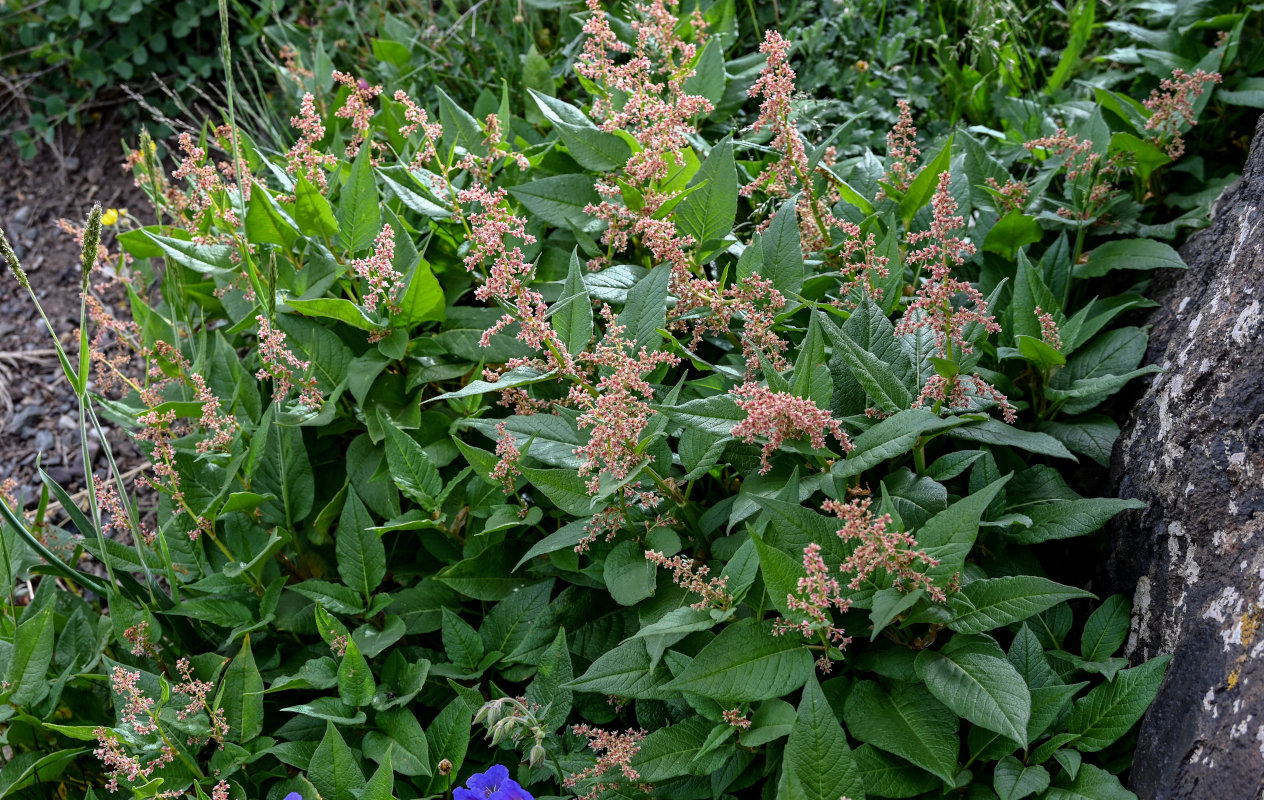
1110, 112, 1264, 799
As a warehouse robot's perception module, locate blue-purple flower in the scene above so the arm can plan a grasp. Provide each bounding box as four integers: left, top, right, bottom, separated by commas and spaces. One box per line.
453, 765, 533, 800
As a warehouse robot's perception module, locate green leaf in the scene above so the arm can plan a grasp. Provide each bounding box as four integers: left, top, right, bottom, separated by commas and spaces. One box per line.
1109, 132, 1170, 182
6, 608, 54, 707
337, 634, 376, 708
383, 424, 442, 510
677, 138, 737, 252
1067, 656, 1171, 751
338, 487, 386, 599
994, 756, 1050, 800
360, 750, 394, 800
217, 636, 264, 743
1036, 416, 1119, 467
784, 677, 865, 800
1046, 0, 1094, 91
246, 183, 298, 247
0, 748, 85, 798
1075, 238, 1185, 278
431, 365, 555, 403
983, 212, 1043, 260
552, 248, 594, 356
834, 409, 963, 480
1016, 335, 1066, 369
141, 233, 235, 277
1005, 498, 1144, 545
616, 261, 671, 351
425, 698, 472, 792
525, 628, 574, 730
853, 744, 941, 798
442, 607, 484, 672
436, 86, 487, 158
947, 418, 1076, 460
757, 199, 804, 297
510, 175, 600, 229
655, 393, 744, 437
295, 172, 340, 239
337, 145, 381, 252
820, 311, 912, 412
393, 257, 445, 326
529, 89, 630, 171
365, 707, 431, 777
518, 466, 594, 516
900, 134, 953, 224
1081, 595, 1130, 662
566, 638, 672, 699
437, 546, 529, 601
308, 720, 365, 800
917, 475, 1011, 583
664, 618, 813, 702
286, 296, 382, 331
843, 680, 960, 785
948, 576, 1094, 635
604, 540, 656, 606
1044, 764, 1136, 800
915, 634, 1031, 743
631, 717, 714, 782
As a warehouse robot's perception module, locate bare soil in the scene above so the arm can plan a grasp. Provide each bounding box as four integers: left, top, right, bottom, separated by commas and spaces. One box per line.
0, 112, 152, 508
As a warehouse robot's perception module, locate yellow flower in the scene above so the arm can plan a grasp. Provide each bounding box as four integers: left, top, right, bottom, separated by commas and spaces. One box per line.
101, 208, 120, 226
855, 60, 869, 73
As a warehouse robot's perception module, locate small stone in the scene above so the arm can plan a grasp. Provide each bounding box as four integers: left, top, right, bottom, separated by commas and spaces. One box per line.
57, 414, 77, 431
33, 430, 54, 452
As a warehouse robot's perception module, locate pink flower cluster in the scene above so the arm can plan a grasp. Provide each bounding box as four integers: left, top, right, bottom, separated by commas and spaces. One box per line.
774, 542, 853, 671
191, 371, 237, 453
332, 71, 383, 157
174, 657, 229, 745
171, 132, 237, 230
350, 223, 402, 314
824, 496, 945, 602
565, 725, 651, 800
1143, 68, 1221, 158
723, 708, 752, 730
394, 90, 443, 169
882, 99, 921, 196
1024, 129, 1098, 181
254, 315, 323, 410
893, 173, 1014, 422
1035, 305, 1063, 350
287, 93, 338, 188
644, 549, 733, 609
573, 307, 680, 493
731, 382, 852, 474
681, 273, 790, 376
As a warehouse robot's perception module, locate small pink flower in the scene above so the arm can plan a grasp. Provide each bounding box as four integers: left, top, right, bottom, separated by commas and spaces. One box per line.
731, 382, 852, 473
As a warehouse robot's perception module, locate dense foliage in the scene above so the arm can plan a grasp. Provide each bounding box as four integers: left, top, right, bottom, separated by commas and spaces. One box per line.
1, 1, 1259, 800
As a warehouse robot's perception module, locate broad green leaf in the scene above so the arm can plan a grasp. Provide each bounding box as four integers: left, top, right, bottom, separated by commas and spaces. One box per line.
525, 628, 574, 730
337, 635, 376, 708
529, 89, 630, 171
337, 145, 381, 252
360, 751, 394, 800
1067, 656, 1171, 751
518, 466, 594, 516
365, 707, 431, 777
217, 635, 264, 743
820, 311, 912, 412
437, 546, 529, 601
1075, 238, 1185, 278
510, 175, 600, 229
631, 717, 714, 782
308, 720, 365, 800
615, 261, 671, 350
1044, 764, 1136, 800
425, 698, 472, 793
383, 424, 442, 510
246, 183, 298, 247
917, 475, 1010, 583
6, 608, 54, 707
833, 409, 964, 480
436, 86, 487, 158
0, 748, 85, 798
677, 138, 737, 251
604, 540, 656, 606
994, 757, 1050, 800
1047, 0, 1094, 91
853, 744, 941, 798
295, 172, 340, 239
843, 680, 960, 785
665, 618, 813, 702
286, 296, 382, 332
1081, 594, 1130, 662
947, 418, 1076, 460
566, 638, 672, 699
1005, 498, 1144, 544
915, 634, 1031, 743
983, 212, 1043, 260
1036, 416, 1119, 467
552, 249, 594, 356
442, 607, 484, 672
431, 365, 555, 402
655, 394, 744, 437
394, 257, 445, 326
948, 576, 1094, 634
756, 199, 804, 297
784, 677, 865, 800
142, 233, 235, 277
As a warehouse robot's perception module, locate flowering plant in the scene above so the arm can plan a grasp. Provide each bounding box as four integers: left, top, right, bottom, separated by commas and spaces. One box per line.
0, 0, 1241, 799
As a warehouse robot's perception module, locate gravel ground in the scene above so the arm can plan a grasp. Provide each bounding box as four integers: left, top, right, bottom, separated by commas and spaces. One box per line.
0, 115, 152, 509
